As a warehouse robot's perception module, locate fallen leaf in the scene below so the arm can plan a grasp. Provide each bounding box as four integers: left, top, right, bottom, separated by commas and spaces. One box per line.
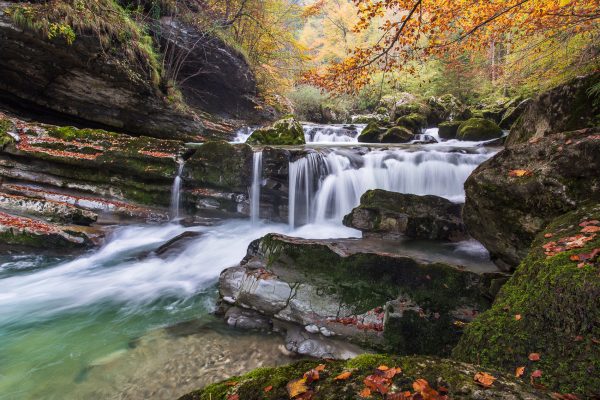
528, 353, 541, 361
225, 381, 238, 387
314, 364, 326, 372
581, 225, 600, 233
474, 372, 496, 388
381, 367, 401, 379
287, 377, 308, 398
227, 395, 239, 400
579, 220, 599, 227
574, 335, 584, 342
377, 365, 389, 371
334, 371, 352, 381
412, 379, 440, 399
364, 374, 390, 394
515, 366, 525, 377
508, 169, 533, 177
544, 233, 554, 238
264, 385, 273, 392
530, 370, 543, 386
515, 314, 522, 321
359, 387, 372, 398
387, 391, 412, 400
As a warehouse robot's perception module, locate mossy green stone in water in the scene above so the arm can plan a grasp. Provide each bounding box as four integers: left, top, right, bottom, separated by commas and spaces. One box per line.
247, 117, 305, 145
395, 113, 426, 134
382, 126, 413, 143
179, 354, 545, 400
438, 120, 463, 139
457, 118, 502, 141
453, 203, 600, 396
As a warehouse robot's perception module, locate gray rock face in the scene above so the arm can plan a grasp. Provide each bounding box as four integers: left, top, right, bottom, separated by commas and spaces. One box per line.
219, 234, 504, 356
0, 192, 97, 225
343, 189, 467, 241
464, 127, 600, 271
506, 72, 600, 146
499, 98, 532, 129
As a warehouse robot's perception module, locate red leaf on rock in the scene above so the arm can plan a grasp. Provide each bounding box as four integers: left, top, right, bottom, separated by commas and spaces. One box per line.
264, 385, 273, 392
528, 353, 541, 361
474, 372, 496, 388
227, 395, 239, 400
364, 373, 390, 394
581, 225, 600, 233
413, 379, 441, 399
579, 220, 599, 227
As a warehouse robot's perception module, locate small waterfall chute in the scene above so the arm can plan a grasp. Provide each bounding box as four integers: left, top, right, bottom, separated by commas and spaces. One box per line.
250, 151, 263, 224
170, 161, 184, 220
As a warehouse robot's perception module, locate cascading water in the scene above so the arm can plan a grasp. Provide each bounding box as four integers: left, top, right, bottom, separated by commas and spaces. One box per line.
170, 161, 184, 220
250, 151, 263, 224
288, 147, 494, 227
302, 123, 366, 143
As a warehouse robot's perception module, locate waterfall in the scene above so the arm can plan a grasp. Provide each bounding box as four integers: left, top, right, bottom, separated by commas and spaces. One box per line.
170, 161, 184, 220
250, 151, 263, 224
302, 123, 366, 143
288, 148, 494, 227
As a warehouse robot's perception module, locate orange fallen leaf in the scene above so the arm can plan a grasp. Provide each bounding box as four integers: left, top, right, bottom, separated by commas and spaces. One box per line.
412, 379, 440, 399
515, 314, 522, 321
334, 371, 352, 381
364, 374, 390, 394
528, 353, 541, 361
508, 169, 533, 177
287, 377, 308, 398
377, 365, 389, 371
581, 225, 600, 233
544, 233, 553, 238
515, 366, 525, 377
474, 372, 496, 388
225, 381, 238, 386
359, 387, 372, 398
381, 367, 402, 379
579, 220, 599, 227
264, 385, 273, 393
314, 364, 326, 372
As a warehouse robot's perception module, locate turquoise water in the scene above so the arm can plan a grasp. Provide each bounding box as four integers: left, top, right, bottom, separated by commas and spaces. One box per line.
0, 221, 356, 399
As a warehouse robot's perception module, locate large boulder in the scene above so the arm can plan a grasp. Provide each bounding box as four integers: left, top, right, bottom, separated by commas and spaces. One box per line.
395, 113, 427, 135
220, 234, 504, 356
454, 204, 600, 397
463, 127, 600, 270
343, 190, 467, 241
457, 118, 503, 141
247, 117, 305, 145
427, 94, 472, 124
506, 72, 600, 146
180, 354, 546, 400
358, 122, 413, 143
499, 98, 532, 129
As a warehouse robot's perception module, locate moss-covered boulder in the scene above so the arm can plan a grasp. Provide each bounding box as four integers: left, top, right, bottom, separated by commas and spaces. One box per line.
395, 113, 427, 134
427, 94, 472, 124
457, 118, 503, 141
507, 72, 600, 146
381, 126, 413, 143
453, 204, 600, 397
180, 354, 546, 400
343, 190, 466, 241
438, 120, 463, 140
463, 127, 600, 270
220, 234, 503, 357
247, 117, 305, 145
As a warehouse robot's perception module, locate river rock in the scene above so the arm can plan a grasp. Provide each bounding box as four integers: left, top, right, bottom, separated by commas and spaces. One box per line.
499, 98, 532, 129
457, 118, 503, 141
438, 120, 463, 139
247, 117, 305, 145
427, 94, 472, 124
395, 113, 427, 135
0, 192, 97, 225
179, 353, 547, 400
463, 127, 600, 270
343, 189, 467, 241
358, 122, 413, 143
506, 72, 600, 146
454, 204, 600, 397
219, 234, 504, 356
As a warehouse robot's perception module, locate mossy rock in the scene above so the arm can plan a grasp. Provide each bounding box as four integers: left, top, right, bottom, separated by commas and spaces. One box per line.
438, 120, 463, 140
375, 106, 388, 116
395, 113, 427, 134
381, 126, 413, 143
357, 121, 387, 143
453, 203, 600, 396
0, 116, 15, 150
457, 118, 503, 141
247, 117, 305, 145
179, 354, 546, 400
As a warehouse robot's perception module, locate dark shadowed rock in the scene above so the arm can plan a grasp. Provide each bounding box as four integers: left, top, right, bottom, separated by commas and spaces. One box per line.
506, 72, 600, 146
438, 120, 463, 140
463, 127, 600, 270
343, 189, 467, 241
499, 98, 532, 129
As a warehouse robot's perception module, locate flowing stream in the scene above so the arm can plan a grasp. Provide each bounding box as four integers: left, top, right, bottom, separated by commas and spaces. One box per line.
0, 123, 499, 399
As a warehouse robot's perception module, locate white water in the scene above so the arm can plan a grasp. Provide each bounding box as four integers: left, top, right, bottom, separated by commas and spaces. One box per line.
250, 151, 263, 224
170, 162, 184, 220
287, 147, 494, 227
232, 123, 366, 144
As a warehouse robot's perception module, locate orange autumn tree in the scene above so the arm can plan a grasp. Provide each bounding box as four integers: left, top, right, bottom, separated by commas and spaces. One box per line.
306, 0, 600, 93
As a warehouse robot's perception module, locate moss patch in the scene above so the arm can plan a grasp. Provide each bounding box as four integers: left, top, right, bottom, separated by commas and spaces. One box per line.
179, 354, 545, 400
247, 117, 305, 145
0, 116, 15, 149
438, 120, 463, 140
453, 203, 600, 396
457, 118, 502, 141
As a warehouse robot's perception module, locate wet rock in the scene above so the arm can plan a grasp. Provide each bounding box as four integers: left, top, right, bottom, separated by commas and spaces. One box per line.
454, 204, 600, 397
0, 192, 97, 225
247, 117, 305, 146
463, 127, 600, 270
457, 118, 503, 141
225, 307, 272, 331
180, 353, 547, 400
395, 113, 427, 135
438, 120, 463, 139
219, 234, 504, 356
0, 210, 95, 249
343, 189, 467, 241
151, 231, 203, 259
427, 94, 472, 124
350, 114, 388, 124
507, 72, 600, 146
358, 122, 413, 143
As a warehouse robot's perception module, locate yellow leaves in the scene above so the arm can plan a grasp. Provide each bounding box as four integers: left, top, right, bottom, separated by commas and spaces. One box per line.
334, 371, 352, 381
286, 377, 309, 398
474, 371, 496, 388
508, 169, 533, 177
516, 366, 525, 377
359, 387, 372, 398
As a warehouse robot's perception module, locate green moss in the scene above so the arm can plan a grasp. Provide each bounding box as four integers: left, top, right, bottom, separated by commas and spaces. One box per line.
357, 121, 386, 143
47, 126, 118, 142
0, 117, 15, 149
453, 203, 600, 396
395, 113, 426, 134
457, 118, 502, 141
246, 117, 305, 145
438, 120, 463, 139
382, 126, 413, 143
179, 354, 543, 400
